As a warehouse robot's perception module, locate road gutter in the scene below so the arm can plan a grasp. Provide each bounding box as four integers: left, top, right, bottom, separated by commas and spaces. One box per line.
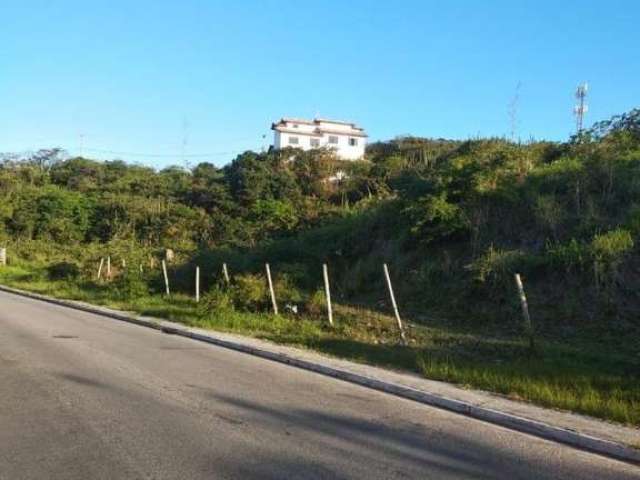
1, 283, 638, 465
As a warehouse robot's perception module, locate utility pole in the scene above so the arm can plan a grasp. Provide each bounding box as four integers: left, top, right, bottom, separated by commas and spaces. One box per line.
574, 83, 589, 134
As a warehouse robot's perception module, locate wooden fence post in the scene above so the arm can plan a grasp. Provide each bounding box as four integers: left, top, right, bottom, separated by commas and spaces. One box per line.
122, 258, 126, 269
323, 263, 334, 326
383, 263, 407, 345
222, 263, 230, 284
107, 256, 111, 279
97, 258, 104, 280
265, 263, 278, 315
514, 273, 535, 351
162, 260, 170, 297
0, 248, 6, 266
195, 266, 200, 302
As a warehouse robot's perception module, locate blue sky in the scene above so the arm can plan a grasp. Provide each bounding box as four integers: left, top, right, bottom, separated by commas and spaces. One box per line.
1, 1, 638, 168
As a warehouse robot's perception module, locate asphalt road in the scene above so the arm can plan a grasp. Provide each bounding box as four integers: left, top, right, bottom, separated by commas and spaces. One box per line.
0, 290, 638, 479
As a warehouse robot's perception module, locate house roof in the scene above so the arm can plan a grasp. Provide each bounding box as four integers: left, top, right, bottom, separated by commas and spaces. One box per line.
272, 117, 368, 137
279, 118, 316, 126
272, 127, 322, 137
315, 128, 368, 138
314, 118, 360, 128
272, 125, 369, 138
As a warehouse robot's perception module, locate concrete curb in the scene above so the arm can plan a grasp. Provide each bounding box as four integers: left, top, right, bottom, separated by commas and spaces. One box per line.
1, 283, 638, 465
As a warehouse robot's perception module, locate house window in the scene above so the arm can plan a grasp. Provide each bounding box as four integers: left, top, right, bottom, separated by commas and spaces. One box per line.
328, 136, 339, 144
292, 124, 299, 128
289, 136, 299, 145
310, 138, 320, 148
348, 137, 358, 146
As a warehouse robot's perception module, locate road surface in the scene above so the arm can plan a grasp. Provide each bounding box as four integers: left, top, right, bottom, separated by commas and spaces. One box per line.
0, 290, 638, 479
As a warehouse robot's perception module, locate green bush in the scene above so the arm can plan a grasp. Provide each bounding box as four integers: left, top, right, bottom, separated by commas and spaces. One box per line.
305, 288, 326, 317
469, 246, 525, 285
273, 273, 303, 305
274, 262, 312, 289
205, 270, 305, 314
232, 273, 268, 311
590, 228, 634, 290
110, 268, 149, 300
199, 287, 235, 316
591, 229, 634, 261
407, 193, 469, 244
545, 239, 589, 273
534, 194, 565, 236
46, 261, 81, 280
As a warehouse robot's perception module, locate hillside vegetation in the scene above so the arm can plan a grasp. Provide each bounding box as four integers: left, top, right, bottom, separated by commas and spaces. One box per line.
1, 109, 639, 425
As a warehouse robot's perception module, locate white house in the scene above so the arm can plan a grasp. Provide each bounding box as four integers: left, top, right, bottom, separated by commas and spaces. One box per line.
271, 118, 367, 160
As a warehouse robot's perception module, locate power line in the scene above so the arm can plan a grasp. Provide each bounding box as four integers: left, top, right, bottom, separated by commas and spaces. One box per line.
80, 146, 254, 158
72, 133, 266, 159
9, 131, 273, 162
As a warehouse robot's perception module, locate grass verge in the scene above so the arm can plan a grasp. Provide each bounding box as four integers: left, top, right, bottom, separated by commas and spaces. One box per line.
0, 262, 638, 427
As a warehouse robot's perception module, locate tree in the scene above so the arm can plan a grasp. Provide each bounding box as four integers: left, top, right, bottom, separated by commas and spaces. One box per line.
26, 148, 66, 173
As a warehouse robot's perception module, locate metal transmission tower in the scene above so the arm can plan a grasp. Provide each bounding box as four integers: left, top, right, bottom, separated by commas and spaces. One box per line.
574, 83, 588, 133
78, 133, 85, 157
508, 82, 522, 142
181, 118, 190, 169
